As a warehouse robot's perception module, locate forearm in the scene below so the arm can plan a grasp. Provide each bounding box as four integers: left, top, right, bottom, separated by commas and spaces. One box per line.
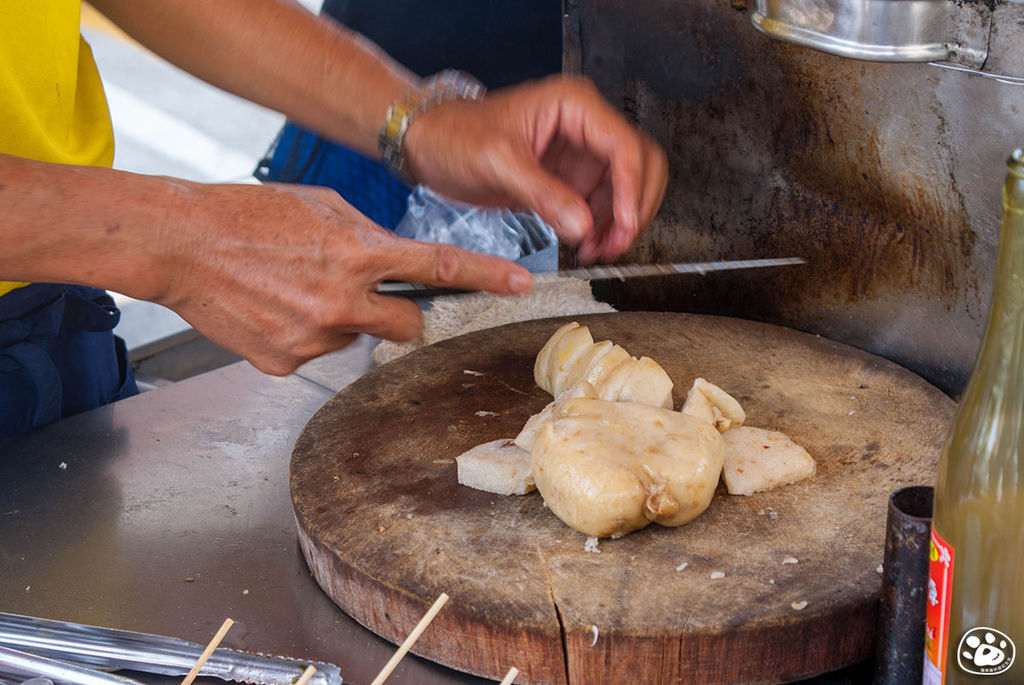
88, 0, 416, 157
0, 154, 185, 300
0, 152, 533, 372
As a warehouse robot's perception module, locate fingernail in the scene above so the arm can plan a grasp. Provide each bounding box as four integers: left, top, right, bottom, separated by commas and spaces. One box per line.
509, 269, 533, 294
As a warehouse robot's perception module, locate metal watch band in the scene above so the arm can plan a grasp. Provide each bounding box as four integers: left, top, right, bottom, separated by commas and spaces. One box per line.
377, 69, 486, 177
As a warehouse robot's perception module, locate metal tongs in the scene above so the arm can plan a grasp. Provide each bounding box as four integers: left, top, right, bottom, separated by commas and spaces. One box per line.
0, 613, 343, 685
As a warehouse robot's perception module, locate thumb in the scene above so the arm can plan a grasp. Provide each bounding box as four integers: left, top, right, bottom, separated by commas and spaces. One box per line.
501, 156, 594, 245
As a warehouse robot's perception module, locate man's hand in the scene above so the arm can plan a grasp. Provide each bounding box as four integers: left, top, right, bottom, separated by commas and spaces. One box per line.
159, 183, 533, 375
0, 155, 532, 377
402, 75, 668, 264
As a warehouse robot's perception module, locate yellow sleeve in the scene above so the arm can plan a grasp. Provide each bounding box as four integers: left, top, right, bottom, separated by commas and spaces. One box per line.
0, 0, 114, 167
0, 1, 115, 295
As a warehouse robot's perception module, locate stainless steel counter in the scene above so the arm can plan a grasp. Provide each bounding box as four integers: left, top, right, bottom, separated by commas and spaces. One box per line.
0, 336, 868, 685
0, 338, 488, 685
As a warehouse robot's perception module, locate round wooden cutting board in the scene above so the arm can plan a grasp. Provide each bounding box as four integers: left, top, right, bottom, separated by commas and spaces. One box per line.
290, 312, 955, 684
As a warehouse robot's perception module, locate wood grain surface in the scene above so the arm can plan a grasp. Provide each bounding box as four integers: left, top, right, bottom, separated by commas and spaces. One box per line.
290, 313, 955, 684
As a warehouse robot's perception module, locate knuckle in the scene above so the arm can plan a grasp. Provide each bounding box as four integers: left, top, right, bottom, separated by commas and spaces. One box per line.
276, 332, 328, 370
431, 245, 464, 285
308, 298, 359, 334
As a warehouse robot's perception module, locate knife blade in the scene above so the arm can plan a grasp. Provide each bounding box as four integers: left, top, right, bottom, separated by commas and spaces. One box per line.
376, 256, 806, 298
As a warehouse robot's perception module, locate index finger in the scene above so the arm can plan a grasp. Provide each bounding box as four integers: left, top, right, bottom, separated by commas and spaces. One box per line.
376, 237, 535, 296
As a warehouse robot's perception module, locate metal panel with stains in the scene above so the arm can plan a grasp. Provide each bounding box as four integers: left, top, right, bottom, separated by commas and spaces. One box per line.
564, 0, 1024, 397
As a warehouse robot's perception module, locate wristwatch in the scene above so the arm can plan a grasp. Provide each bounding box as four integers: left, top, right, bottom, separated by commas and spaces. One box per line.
377, 69, 486, 177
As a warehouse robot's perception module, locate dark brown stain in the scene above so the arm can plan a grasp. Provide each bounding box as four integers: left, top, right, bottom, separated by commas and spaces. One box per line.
569, 0, 985, 398
609, 57, 973, 309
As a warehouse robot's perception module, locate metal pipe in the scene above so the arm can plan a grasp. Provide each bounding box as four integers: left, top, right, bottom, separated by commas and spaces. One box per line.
874, 485, 934, 684
0, 614, 343, 685
0, 647, 144, 685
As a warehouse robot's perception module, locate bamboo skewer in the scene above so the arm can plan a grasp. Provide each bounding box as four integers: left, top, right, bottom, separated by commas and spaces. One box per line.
369, 593, 449, 685
498, 666, 519, 684
294, 664, 317, 685
180, 618, 234, 685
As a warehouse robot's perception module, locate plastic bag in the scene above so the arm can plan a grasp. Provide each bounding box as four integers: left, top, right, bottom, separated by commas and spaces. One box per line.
394, 185, 558, 272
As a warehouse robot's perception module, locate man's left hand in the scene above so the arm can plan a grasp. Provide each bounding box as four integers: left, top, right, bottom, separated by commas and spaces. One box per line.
402, 75, 668, 264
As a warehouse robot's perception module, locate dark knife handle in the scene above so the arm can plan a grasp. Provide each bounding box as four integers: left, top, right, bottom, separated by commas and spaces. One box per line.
376, 281, 470, 298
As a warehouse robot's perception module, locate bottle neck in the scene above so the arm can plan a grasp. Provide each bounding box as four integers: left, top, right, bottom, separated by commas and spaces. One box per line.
968, 151, 1024, 381
940, 151, 1024, 496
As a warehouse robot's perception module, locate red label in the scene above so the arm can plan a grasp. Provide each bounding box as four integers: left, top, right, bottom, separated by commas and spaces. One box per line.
924, 526, 955, 684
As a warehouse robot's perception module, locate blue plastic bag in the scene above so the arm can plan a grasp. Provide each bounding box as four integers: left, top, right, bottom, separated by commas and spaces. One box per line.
395, 186, 558, 272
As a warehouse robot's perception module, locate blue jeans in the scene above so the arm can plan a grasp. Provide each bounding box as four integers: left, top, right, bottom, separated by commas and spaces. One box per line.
0, 283, 138, 441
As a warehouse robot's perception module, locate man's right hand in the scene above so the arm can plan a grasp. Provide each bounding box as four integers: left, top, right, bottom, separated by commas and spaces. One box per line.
157, 182, 533, 375
0, 154, 532, 377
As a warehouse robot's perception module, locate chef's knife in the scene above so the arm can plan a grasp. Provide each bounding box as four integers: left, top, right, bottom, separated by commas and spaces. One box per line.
376, 256, 805, 298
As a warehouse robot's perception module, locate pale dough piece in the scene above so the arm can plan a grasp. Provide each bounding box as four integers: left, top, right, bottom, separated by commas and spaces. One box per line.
721, 426, 816, 496
531, 398, 725, 538
456, 438, 535, 495
534, 323, 595, 395
681, 377, 745, 432
581, 343, 631, 388
594, 356, 674, 409
533, 324, 672, 408
557, 340, 614, 396
533, 322, 580, 392
514, 381, 597, 453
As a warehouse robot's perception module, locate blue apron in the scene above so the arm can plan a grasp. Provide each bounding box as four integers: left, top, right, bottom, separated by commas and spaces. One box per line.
0, 283, 138, 440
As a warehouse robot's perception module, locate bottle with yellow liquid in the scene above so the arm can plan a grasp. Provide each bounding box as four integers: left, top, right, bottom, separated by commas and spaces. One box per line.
923, 149, 1024, 684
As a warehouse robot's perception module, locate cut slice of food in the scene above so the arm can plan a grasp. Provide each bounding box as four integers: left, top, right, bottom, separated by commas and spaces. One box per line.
531, 398, 725, 537
721, 426, 816, 496
532, 324, 674, 409
581, 343, 631, 388
557, 340, 614, 396
594, 356, 674, 409
456, 438, 535, 495
534, 322, 580, 392
681, 377, 745, 432
534, 323, 595, 395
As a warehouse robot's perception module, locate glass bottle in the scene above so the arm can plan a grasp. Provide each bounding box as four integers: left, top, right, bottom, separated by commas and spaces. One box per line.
923, 149, 1024, 684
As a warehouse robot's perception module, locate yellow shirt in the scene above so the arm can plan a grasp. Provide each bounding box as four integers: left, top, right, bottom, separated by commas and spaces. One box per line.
0, 0, 114, 297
